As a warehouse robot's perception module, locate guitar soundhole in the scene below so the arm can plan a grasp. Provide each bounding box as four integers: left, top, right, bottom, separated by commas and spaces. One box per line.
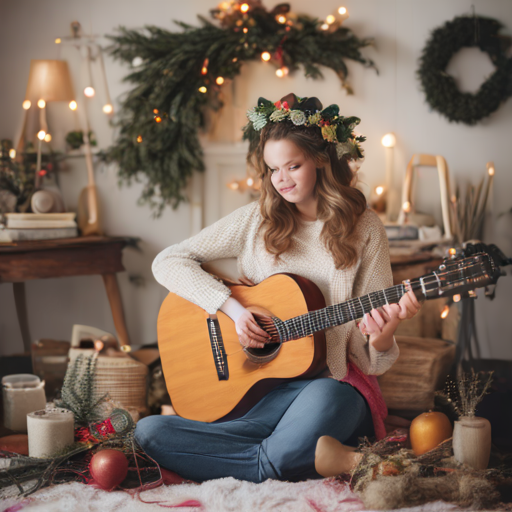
243, 342, 282, 364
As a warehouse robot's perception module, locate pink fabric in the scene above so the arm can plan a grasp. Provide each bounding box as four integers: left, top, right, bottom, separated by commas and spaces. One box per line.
340, 362, 388, 440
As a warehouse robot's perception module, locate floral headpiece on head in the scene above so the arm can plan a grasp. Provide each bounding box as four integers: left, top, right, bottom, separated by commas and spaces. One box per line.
243, 93, 366, 160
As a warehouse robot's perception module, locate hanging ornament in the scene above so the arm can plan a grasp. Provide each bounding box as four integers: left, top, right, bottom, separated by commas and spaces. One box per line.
89, 449, 129, 491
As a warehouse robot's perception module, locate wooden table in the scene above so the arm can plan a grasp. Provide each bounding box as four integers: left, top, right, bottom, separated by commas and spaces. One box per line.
0, 236, 132, 352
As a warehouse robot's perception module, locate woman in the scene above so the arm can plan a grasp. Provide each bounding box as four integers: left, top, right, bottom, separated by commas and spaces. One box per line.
135, 93, 420, 483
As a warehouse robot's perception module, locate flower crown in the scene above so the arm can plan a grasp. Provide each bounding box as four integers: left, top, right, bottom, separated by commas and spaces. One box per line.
243, 93, 365, 160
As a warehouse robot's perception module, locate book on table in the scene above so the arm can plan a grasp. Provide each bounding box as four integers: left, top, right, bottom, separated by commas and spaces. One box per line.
4, 213, 77, 229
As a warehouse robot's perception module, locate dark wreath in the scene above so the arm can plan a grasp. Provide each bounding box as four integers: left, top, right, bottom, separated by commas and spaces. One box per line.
417, 15, 512, 125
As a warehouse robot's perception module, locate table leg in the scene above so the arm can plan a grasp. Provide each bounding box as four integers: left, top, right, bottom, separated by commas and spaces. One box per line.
12, 282, 32, 352
101, 273, 131, 349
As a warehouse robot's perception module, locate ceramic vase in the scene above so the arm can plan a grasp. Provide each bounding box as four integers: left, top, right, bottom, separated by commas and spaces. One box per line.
452, 416, 491, 469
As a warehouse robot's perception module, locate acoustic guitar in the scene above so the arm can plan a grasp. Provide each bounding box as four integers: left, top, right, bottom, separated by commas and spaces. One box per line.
157, 243, 510, 423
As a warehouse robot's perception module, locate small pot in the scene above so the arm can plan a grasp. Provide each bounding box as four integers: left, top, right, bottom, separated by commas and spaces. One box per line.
453, 416, 491, 469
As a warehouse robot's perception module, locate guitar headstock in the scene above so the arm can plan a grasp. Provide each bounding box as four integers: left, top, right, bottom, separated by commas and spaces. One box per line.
408, 243, 511, 301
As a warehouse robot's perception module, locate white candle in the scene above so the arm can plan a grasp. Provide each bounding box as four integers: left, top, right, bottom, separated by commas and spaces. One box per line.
27, 408, 75, 458
2, 374, 46, 433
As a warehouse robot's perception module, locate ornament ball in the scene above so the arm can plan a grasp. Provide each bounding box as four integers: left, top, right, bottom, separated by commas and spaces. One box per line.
89, 449, 129, 491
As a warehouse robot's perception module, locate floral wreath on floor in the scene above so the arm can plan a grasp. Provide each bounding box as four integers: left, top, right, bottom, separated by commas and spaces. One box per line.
417, 14, 512, 125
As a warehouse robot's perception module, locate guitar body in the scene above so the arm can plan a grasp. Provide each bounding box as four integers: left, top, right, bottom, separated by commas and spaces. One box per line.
157, 273, 327, 423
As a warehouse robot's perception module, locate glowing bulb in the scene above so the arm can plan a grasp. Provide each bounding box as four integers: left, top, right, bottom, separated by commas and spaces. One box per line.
37, 99, 46, 109
281, 66, 289, 75
246, 177, 254, 186
276, 68, 284, 78
44, 133, 52, 142
132, 56, 144, 67
240, 3, 249, 13
402, 201, 411, 213
154, 116, 162, 123
375, 186, 384, 196
228, 181, 240, 190
22, 100, 31, 110
137, 135, 143, 143
55, 38, 62, 44
216, 76, 225, 85
321, 23, 329, 30
220, 2, 230, 10
453, 294, 461, 303
381, 133, 396, 148
37, 130, 46, 141
277, 15, 287, 24
487, 165, 495, 176
232, 57, 238, 62
9, 149, 16, 159
94, 340, 104, 352
440, 305, 450, 319
326, 14, 336, 24
261, 52, 271, 62
84, 86, 95, 98
201, 66, 208, 75
449, 247, 457, 256
102, 103, 113, 114
69, 100, 77, 110
153, 109, 159, 114
243, 27, 248, 33
199, 86, 207, 93
338, 6, 347, 15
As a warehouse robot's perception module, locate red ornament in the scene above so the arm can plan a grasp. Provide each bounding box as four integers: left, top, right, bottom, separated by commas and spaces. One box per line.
89, 449, 129, 490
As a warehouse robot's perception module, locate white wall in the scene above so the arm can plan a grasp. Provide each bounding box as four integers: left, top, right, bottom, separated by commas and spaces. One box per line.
1, 0, 511, 359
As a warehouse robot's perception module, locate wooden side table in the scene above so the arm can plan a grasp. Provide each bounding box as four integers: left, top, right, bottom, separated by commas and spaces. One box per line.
0, 236, 132, 352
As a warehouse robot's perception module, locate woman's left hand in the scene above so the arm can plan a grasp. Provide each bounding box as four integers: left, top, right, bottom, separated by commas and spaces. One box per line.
358, 290, 421, 352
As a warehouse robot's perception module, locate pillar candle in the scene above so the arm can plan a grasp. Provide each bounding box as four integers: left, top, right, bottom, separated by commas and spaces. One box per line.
2, 374, 46, 433
27, 408, 75, 458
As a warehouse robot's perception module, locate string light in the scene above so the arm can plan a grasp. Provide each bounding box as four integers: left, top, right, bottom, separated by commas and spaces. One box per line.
487, 164, 495, 176
261, 51, 271, 61
9, 149, 16, 159
240, 3, 249, 13
321, 23, 329, 30
276, 15, 287, 24
276, 68, 285, 78
216, 76, 225, 85
199, 86, 207, 93
338, 7, 347, 15
55, 38, 61, 44
22, 100, 31, 110
37, 130, 46, 141
232, 57, 238, 62
102, 104, 113, 114
37, 99, 46, 109
376, 186, 385, 196
326, 15, 336, 24
154, 116, 162, 123
453, 294, 461, 303
153, 109, 159, 114
201, 58, 209, 75
440, 305, 450, 319
228, 181, 240, 190
243, 27, 248, 33
449, 247, 457, 256
281, 66, 289, 75
246, 177, 254, 186
402, 201, 411, 213
132, 56, 144, 67
381, 133, 396, 147
137, 135, 143, 143
69, 100, 77, 110
84, 87, 95, 98
44, 133, 52, 142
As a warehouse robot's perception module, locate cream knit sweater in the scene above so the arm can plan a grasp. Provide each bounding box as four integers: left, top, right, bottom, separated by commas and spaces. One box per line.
153, 201, 399, 379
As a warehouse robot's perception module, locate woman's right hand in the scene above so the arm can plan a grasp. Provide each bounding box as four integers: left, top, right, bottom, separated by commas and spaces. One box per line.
235, 309, 271, 349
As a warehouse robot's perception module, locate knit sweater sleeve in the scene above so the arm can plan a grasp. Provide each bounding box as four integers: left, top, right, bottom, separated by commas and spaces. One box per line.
347, 209, 399, 376
152, 202, 259, 314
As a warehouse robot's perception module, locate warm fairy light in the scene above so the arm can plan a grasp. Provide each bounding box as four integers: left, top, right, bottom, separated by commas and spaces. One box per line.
276, 68, 285, 78
277, 15, 287, 24
216, 76, 225, 85
321, 23, 329, 30
453, 294, 461, 303
201, 66, 208, 75
247, 177, 254, 187
22, 100, 31, 110
84, 86, 95, 98
153, 109, 159, 114
228, 181, 240, 190
440, 305, 450, 319
488, 165, 495, 176
201, 58, 209, 75
282, 66, 289, 75
94, 340, 104, 352
37, 130, 46, 141
381, 133, 396, 148
9, 149, 16, 159
376, 186, 384, 196
232, 57, 238, 62
137, 135, 143, 143
220, 1, 230, 10
449, 247, 457, 256
44, 133, 52, 142
102, 104, 113, 114
69, 100, 77, 110
243, 27, 248, 33
338, 7, 347, 15
261, 51, 271, 62
37, 99, 46, 109
240, 3, 249, 13
402, 201, 411, 213
326, 14, 336, 24
154, 116, 162, 123
199, 86, 207, 93
55, 38, 62, 44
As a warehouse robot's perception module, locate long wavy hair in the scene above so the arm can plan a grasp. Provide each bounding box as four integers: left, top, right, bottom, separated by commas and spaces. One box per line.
249, 121, 367, 270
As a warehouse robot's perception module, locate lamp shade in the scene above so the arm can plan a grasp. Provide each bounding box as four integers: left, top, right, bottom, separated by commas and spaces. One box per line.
24, 60, 75, 103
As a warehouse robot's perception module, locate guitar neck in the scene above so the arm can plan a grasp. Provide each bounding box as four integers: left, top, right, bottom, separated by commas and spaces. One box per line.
273, 283, 406, 342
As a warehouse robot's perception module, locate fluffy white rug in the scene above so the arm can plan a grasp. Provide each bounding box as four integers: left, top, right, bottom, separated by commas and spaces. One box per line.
1, 478, 461, 512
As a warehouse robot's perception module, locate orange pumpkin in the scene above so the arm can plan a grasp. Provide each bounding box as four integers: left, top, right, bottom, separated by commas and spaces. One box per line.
409, 411, 453, 456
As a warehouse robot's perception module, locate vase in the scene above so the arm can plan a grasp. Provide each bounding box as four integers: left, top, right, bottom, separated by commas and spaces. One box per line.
452, 416, 491, 469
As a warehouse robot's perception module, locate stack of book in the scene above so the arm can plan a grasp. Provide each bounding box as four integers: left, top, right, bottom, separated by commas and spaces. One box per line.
3, 213, 78, 241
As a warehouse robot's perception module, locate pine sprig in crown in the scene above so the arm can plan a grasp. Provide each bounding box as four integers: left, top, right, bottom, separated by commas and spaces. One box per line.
243, 93, 366, 160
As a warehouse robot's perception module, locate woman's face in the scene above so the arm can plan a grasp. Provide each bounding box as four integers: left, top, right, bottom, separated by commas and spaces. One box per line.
264, 138, 318, 211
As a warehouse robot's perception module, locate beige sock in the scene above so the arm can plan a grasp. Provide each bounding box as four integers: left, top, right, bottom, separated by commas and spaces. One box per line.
314, 435, 362, 477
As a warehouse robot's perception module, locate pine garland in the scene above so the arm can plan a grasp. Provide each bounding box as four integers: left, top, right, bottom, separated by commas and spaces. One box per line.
103, 2, 377, 215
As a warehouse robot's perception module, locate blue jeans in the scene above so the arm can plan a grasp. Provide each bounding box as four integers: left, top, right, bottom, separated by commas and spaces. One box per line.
134, 378, 373, 483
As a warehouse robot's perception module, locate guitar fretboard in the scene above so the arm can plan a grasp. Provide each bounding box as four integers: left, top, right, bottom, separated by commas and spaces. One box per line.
273, 284, 406, 342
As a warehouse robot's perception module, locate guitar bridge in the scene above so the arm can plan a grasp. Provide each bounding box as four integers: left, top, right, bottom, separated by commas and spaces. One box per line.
207, 315, 229, 381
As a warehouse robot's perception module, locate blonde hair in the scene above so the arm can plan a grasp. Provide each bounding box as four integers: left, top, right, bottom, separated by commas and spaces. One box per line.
250, 122, 367, 269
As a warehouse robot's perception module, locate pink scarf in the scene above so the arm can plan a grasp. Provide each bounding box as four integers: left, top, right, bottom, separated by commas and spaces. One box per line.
340, 362, 388, 440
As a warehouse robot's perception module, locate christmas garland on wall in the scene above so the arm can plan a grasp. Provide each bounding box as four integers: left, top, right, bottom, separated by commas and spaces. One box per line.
104, 1, 377, 215
417, 15, 512, 126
